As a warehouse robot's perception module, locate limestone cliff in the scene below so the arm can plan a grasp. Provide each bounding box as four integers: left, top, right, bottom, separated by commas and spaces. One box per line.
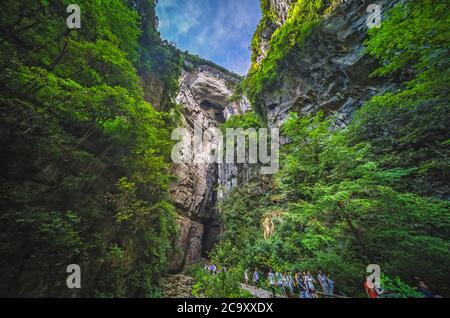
254, 0, 294, 64
253, 0, 399, 129
168, 62, 248, 272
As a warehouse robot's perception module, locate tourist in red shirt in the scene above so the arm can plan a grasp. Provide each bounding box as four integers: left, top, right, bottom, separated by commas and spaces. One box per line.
364, 277, 379, 298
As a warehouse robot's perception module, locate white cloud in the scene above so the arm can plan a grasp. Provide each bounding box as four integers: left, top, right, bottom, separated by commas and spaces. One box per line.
157, 0, 202, 40
156, 0, 261, 75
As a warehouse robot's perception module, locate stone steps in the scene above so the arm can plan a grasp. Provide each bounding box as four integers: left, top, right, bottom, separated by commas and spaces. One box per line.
161, 274, 196, 298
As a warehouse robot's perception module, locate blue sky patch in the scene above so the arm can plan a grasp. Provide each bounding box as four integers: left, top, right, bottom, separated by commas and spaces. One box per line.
156, 0, 261, 75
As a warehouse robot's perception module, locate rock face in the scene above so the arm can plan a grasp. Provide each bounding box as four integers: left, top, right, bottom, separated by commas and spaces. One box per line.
255, 0, 293, 64
161, 274, 195, 298
168, 63, 247, 272
269, 0, 293, 24
256, 0, 399, 129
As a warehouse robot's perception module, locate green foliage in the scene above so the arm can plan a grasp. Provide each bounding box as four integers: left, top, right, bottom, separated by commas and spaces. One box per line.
227, 81, 245, 103
221, 112, 263, 130
250, 0, 279, 66
204, 0, 450, 298
191, 266, 253, 298
365, 0, 449, 78
0, 0, 178, 297
351, 0, 450, 198
244, 0, 330, 118
211, 112, 450, 297
135, 0, 183, 109
213, 185, 269, 267
1, 0, 448, 299
380, 274, 424, 298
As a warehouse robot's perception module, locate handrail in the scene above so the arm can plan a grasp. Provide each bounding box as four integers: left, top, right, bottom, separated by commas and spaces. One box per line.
315, 291, 350, 299
241, 283, 350, 299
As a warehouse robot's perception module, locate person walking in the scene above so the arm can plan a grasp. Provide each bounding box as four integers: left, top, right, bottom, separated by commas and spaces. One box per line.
276, 271, 284, 296
282, 271, 293, 296
318, 270, 329, 297
305, 271, 318, 298
208, 263, 214, 275
364, 274, 378, 298
281, 271, 288, 295
253, 268, 260, 288
293, 270, 299, 294
295, 270, 307, 298
268, 268, 276, 297
326, 272, 335, 297
414, 277, 435, 298
301, 271, 312, 298
287, 272, 295, 296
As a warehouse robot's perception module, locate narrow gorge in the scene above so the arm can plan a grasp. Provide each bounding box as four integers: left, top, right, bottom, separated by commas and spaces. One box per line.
167, 63, 248, 272
0, 0, 448, 298
167, 0, 396, 274
162, 0, 449, 298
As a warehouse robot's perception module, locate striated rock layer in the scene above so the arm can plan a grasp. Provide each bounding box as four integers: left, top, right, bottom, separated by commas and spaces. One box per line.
168, 64, 248, 272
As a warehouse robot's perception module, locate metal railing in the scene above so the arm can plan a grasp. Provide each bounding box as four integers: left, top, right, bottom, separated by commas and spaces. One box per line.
241, 283, 350, 299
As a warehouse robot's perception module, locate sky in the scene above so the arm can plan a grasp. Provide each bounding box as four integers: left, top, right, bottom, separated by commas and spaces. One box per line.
156, 0, 262, 75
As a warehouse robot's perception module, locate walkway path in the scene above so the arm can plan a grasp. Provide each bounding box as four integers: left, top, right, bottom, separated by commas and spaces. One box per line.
240, 283, 349, 299
161, 274, 195, 298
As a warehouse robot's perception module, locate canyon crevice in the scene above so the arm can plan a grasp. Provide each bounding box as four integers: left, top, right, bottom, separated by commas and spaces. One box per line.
168, 64, 249, 272
167, 0, 402, 274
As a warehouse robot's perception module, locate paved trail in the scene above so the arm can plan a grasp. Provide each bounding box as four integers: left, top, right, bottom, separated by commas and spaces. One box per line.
161, 274, 195, 298
241, 284, 350, 299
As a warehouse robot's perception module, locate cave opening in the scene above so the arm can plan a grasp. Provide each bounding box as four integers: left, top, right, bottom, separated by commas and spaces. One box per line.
201, 218, 221, 257
200, 162, 221, 259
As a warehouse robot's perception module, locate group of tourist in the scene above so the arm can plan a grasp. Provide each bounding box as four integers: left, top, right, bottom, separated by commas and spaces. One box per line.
204, 262, 441, 298
204, 262, 228, 275
246, 269, 442, 298
204, 262, 218, 275
245, 268, 335, 298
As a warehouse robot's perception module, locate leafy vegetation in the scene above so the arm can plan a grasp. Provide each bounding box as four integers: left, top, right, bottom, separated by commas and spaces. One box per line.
245, 0, 330, 118
250, 0, 279, 66
351, 0, 450, 198
379, 274, 424, 298
221, 111, 263, 131
133, 0, 183, 109
212, 111, 449, 297
0, 0, 179, 297
190, 265, 253, 298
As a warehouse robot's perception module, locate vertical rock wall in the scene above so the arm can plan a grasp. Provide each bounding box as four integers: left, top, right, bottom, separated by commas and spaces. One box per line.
168, 64, 248, 272
254, 0, 399, 129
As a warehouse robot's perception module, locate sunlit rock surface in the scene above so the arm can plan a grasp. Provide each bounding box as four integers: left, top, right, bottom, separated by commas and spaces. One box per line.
168, 64, 246, 272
